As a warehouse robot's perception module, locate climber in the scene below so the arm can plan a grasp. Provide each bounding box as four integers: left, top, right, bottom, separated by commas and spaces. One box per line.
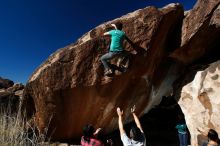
81, 124, 104, 146
100, 21, 134, 76
197, 128, 220, 146
175, 113, 188, 146
116, 105, 146, 146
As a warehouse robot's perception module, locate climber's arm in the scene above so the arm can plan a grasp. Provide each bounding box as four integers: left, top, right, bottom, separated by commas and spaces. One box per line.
131, 105, 144, 133
125, 35, 147, 54
93, 128, 102, 136
117, 107, 126, 136
104, 32, 110, 36
197, 128, 209, 136
125, 35, 135, 47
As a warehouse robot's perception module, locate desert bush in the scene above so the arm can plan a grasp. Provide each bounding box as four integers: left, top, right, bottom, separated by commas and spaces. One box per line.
0, 106, 50, 146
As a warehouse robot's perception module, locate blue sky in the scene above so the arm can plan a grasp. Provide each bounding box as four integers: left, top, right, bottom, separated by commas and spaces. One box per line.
0, 0, 196, 84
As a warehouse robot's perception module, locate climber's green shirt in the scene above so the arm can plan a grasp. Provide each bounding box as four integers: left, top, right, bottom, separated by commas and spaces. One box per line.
175, 124, 187, 134
109, 30, 125, 52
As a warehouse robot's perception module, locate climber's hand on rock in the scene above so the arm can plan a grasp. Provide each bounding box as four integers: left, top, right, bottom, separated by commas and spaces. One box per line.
107, 139, 113, 146
94, 128, 102, 135
131, 105, 136, 113
197, 127, 209, 136
117, 107, 123, 116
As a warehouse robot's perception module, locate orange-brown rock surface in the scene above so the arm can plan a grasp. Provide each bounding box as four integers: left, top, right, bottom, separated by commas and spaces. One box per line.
22, 0, 220, 145
22, 3, 184, 140
170, 0, 220, 64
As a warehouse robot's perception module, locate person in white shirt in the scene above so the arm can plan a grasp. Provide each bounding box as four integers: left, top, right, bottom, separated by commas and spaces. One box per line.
116, 105, 146, 146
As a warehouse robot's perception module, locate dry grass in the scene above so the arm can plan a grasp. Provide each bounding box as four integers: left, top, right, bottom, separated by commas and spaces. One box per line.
0, 106, 49, 146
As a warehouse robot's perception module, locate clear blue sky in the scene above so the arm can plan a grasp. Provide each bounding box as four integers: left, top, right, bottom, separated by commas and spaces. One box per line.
0, 0, 196, 84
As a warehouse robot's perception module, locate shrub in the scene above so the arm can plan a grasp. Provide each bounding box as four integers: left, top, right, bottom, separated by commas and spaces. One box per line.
0, 106, 50, 146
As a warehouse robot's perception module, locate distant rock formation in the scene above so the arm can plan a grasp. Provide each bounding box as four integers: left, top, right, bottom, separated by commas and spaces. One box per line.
0, 77, 14, 89
22, 0, 220, 145
0, 77, 24, 114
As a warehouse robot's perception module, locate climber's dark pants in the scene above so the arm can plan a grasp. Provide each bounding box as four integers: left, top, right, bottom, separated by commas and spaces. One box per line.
100, 51, 128, 70
178, 132, 188, 146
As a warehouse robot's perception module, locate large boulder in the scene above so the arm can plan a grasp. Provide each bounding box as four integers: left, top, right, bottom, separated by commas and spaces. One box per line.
22, 4, 184, 140
22, 0, 220, 144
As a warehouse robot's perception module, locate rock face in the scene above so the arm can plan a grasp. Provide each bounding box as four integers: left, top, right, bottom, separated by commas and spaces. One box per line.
178, 61, 220, 146
22, 3, 184, 140
171, 0, 220, 145
170, 0, 220, 64
0, 77, 24, 114
0, 77, 14, 89
22, 0, 220, 144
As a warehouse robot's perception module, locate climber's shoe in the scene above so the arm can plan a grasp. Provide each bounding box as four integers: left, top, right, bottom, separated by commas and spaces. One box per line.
104, 69, 113, 76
